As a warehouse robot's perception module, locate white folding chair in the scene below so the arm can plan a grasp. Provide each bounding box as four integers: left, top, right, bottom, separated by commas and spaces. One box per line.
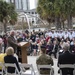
59, 64, 75, 75
0, 62, 5, 75
37, 65, 53, 75
4, 63, 21, 75
20, 63, 37, 75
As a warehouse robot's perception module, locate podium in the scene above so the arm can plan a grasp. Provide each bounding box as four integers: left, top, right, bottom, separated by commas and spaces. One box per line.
19, 42, 30, 63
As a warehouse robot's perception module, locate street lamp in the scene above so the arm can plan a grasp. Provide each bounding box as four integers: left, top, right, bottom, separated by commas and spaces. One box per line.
18, 13, 31, 32
18, 12, 46, 32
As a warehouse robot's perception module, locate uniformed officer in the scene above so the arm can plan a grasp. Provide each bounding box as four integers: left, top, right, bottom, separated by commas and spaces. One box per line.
36, 45, 54, 75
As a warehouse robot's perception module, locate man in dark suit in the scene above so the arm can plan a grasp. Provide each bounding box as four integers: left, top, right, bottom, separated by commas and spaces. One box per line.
7, 30, 20, 53
49, 40, 58, 58
58, 43, 75, 75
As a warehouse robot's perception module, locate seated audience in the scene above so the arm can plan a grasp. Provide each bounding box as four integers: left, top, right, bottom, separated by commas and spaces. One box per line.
58, 43, 75, 75
0, 53, 6, 74
46, 39, 53, 55
70, 41, 75, 53
36, 46, 54, 75
52, 40, 59, 58
0, 52, 18, 74
4, 47, 20, 73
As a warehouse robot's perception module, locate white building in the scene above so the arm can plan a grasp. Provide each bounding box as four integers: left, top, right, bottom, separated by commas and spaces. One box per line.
35, 0, 38, 8
5, 0, 38, 10
5, 0, 40, 29
17, 9, 39, 26
5, 0, 30, 10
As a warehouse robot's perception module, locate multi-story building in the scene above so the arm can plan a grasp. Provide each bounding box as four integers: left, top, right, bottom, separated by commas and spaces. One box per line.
5, 0, 40, 30
5, 0, 38, 10
6, 0, 39, 24
6, 0, 30, 10
35, 0, 38, 8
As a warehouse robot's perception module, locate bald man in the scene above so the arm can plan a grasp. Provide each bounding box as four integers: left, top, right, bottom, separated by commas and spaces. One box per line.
7, 30, 20, 53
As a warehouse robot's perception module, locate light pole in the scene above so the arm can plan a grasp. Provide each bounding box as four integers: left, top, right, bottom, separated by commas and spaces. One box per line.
18, 12, 46, 32
24, 14, 31, 32
19, 13, 31, 32
22, 17, 24, 31
26, 13, 46, 26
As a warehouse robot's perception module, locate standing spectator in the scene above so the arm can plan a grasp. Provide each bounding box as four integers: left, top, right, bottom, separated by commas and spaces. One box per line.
58, 43, 75, 75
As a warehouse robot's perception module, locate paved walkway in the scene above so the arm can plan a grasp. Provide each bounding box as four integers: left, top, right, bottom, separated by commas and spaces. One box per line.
27, 56, 59, 75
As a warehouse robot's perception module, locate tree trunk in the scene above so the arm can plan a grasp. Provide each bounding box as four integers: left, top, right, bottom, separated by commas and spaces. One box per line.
4, 23, 7, 33
67, 15, 72, 29
60, 16, 65, 30
62, 21, 65, 30
55, 16, 61, 29
3, 19, 7, 33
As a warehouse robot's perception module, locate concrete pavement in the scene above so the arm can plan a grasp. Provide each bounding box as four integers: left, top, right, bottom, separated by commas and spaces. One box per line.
27, 56, 60, 75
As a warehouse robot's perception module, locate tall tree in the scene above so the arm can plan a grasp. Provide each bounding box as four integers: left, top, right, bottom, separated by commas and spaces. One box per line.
37, 0, 55, 28
64, 0, 75, 28
0, 0, 17, 33
37, 0, 75, 29
54, 0, 66, 29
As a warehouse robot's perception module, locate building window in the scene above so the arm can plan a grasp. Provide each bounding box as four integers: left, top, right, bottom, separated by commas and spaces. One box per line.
28, 12, 30, 14
24, 12, 26, 13
32, 12, 34, 14
35, 12, 37, 14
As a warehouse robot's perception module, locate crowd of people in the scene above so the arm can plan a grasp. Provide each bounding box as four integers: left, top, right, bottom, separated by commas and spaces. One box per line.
29, 29, 75, 57
0, 29, 74, 55
0, 29, 75, 75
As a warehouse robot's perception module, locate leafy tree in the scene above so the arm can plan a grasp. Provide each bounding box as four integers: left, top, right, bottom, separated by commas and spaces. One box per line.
37, 0, 55, 28
0, 0, 17, 33
37, 0, 75, 29
64, 0, 75, 28
54, 0, 66, 29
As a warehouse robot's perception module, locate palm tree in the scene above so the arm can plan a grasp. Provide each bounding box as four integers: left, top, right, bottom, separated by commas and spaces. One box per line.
37, 0, 75, 29
55, 0, 75, 29
0, 1, 17, 33
37, 0, 55, 28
